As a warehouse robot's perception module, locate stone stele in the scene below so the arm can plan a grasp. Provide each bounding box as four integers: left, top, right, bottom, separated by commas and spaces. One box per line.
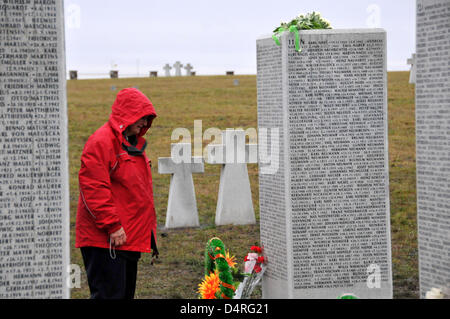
0, 1, 70, 299
415, 0, 450, 298
257, 28, 393, 299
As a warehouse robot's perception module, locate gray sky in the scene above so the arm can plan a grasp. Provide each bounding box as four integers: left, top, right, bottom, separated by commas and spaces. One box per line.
64, 0, 415, 78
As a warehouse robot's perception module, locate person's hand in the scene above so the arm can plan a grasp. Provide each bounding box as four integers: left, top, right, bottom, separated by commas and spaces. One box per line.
110, 227, 127, 246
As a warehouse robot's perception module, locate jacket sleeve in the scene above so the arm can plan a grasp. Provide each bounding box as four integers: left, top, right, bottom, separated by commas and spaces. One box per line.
78, 138, 122, 235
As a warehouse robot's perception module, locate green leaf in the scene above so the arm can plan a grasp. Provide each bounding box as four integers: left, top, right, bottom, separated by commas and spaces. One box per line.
272, 11, 332, 51
274, 11, 332, 32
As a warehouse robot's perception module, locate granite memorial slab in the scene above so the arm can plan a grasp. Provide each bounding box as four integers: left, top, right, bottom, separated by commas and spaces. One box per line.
415, 0, 450, 298
257, 28, 392, 298
0, 0, 70, 299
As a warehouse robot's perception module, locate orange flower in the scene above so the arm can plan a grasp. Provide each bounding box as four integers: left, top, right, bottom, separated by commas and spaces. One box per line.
198, 271, 220, 299
225, 251, 237, 269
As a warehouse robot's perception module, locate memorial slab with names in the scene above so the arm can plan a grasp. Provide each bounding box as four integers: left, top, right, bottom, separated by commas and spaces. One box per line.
415, 0, 450, 298
257, 29, 393, 298
0, 1, 70, 298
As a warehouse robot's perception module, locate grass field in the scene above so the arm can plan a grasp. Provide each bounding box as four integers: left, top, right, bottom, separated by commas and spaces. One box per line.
67, 72, 418, 299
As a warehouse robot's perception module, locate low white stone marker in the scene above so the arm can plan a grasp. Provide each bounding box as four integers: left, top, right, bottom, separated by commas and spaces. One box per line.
206, 129, 258, 226
407, 53, 416, 84
158, 144, 204, 228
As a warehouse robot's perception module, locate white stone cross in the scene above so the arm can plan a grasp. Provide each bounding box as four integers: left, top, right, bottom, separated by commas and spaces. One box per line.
163, 64, 172, 77
158, 144, 204, 228
173, 61, 183, 76
407, 53, 416, 84
206, 129, 258, 226
184, 63, 194, 76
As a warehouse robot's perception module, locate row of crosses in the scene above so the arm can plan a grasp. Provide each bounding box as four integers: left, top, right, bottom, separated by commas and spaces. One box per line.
158, 130, 257, 228
163, 62, 194, 77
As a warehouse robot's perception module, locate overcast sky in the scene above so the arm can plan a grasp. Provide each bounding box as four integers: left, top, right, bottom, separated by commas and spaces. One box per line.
64, 0, 416, 78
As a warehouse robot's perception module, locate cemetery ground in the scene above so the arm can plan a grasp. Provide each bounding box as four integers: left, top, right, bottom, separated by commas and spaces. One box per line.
67, 72, 417, 299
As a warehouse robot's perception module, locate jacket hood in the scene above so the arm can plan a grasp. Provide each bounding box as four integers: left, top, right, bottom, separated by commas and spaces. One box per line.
109, 88, 157, 138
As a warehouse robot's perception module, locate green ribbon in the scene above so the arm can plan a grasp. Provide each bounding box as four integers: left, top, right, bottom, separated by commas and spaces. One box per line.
272, 25, 301, 52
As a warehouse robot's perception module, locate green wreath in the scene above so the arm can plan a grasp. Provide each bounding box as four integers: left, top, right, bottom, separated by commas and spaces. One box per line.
204, 237, 235, 299
272, 12, 332, 52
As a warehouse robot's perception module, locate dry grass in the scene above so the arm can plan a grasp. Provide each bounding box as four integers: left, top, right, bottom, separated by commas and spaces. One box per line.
387, 72, 418, 298
68, 72, 418, 299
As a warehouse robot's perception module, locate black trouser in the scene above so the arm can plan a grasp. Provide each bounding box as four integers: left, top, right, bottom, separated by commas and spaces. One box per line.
80, 247, 141, 299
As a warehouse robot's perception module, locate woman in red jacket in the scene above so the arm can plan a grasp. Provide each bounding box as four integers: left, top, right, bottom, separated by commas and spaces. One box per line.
75, 88, 158, 299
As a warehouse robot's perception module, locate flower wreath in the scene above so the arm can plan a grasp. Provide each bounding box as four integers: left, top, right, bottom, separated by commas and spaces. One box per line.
272, 12, 332, 52
198, 238, 267, 299
201, 237, 236, 299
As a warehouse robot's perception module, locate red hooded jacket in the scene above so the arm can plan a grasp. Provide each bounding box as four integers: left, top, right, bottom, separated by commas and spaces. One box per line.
75, 88, 157, 253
